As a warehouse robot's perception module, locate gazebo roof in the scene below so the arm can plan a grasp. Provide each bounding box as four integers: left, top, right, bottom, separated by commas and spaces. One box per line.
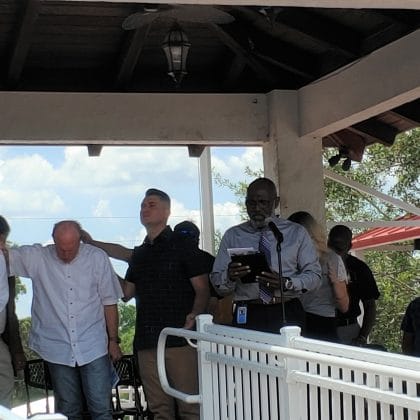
0, 1, 419, 158
351, 214, 420, 251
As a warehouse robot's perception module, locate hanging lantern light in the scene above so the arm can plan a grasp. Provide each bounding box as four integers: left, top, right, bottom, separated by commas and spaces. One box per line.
162, 22, 190, 85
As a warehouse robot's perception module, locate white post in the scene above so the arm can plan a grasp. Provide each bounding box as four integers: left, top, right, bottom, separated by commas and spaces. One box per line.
263, 90, 325, 224
278, 326, 302, 420
199, 147, 215, 255
195, 314, 214, 420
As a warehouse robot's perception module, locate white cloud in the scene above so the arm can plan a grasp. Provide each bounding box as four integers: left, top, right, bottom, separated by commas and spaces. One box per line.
213, 201, 242, 235
0, 188, 65, 215
92, 199, 113, 217
59, 146, 199, 191
212, 147, 263, 182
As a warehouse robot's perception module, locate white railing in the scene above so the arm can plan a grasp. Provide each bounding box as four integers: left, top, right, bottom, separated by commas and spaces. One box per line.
157, 314, 420, 420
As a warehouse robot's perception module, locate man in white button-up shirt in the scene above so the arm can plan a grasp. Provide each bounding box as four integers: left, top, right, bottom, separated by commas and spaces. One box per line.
6, 220, 123, 420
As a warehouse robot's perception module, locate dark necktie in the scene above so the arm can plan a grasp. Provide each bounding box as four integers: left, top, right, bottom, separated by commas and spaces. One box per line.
258, 231, 273, 304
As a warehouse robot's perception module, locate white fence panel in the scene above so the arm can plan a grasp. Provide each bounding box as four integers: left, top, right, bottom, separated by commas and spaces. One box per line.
157, 314, 420, 420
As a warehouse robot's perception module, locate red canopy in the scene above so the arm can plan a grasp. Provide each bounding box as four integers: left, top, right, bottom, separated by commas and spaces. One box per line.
351, 215, 420, 251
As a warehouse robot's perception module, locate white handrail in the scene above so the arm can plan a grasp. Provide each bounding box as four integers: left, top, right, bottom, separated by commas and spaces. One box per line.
158, 326, 420, 380
157, 331, 201, 404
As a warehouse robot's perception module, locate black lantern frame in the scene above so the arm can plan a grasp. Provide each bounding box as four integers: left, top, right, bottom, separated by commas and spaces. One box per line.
162, 22, 191, 85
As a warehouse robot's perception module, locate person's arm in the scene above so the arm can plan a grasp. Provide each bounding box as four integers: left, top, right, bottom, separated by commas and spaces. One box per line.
104, 304, 123, 362
210, 232, 239, 296
0, 254, 9, 312
332, 282, 349, 313
80, 229, 133, 262
328, 252, 349, 313
118, 274, 136, 301
5, 276, 26, 372
354, 298, 377, 345
402, 331, 415, 355
184, 274, 210, 329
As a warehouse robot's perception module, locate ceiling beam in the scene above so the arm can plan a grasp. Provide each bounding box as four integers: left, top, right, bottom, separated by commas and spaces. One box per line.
391, 101, 420, 126
349, 119, 400, 146
116, 23, 153, 90
299, 29, 420, 140
260, 8, 358, 60
208, 23, 278, 86
0, 92, 268, 144
360, 11, 413, 53
223, 55, 247, 89
188, 145, 206, 157
87, 145, 103, 156
61, 0, 420, 10
7, 0, 40, 87
229, 9, 317, 81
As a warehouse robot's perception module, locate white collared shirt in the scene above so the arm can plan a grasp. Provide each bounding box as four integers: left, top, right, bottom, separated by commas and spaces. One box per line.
9, 243, 123, 366
0, 254, 9, 334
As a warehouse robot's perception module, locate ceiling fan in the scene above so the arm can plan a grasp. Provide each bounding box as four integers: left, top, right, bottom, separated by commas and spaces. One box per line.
122, 4, 235, 30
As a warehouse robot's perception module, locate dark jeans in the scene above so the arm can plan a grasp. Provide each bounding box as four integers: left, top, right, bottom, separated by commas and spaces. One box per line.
233, 298, 305, 334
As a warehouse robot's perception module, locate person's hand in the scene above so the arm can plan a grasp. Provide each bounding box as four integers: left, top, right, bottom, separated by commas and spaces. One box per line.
183, 312, 197, 329
256, 272, 293, 291
256, 271, 280, 290
108, 341, 123, 362
351, 335, 367, 346
80, 229, 93, 244
228, 261, 250, 282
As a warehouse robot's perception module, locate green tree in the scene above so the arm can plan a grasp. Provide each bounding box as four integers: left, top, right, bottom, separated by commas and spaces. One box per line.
324, 129, 419, 352
118, 302, 136, 354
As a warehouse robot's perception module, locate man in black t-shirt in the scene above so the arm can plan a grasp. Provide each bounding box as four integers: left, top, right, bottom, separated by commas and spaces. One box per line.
328, 225, 380, 346
81, 190, 210, 420
126, 190, 210, 420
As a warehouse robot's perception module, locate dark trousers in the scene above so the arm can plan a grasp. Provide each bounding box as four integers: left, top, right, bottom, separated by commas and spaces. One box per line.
233, 298, 305, 334
304, 312, 339, 342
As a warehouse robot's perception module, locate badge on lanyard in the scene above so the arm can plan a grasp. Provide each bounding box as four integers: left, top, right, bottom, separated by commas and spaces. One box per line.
236, 304, 247, 324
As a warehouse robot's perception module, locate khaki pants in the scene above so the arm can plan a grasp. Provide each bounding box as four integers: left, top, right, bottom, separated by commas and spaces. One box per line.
137, 346, 199, 420
0, 338, 14, 408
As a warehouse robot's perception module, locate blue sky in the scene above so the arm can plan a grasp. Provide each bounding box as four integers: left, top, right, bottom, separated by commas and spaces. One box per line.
0, 145, 263, 317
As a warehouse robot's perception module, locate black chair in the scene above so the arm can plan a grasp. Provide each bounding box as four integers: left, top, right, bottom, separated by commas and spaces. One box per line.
112, 355, 151, 420
24, 359, 53, 417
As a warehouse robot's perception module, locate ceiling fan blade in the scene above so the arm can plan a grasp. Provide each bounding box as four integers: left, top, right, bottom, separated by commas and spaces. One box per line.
122, 12, 157, 30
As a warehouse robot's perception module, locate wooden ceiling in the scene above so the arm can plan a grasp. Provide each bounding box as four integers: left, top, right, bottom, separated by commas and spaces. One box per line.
1, 1, 419, 158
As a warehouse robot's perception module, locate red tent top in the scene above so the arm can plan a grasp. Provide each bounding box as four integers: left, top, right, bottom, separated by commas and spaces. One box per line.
351, 214, 420, 251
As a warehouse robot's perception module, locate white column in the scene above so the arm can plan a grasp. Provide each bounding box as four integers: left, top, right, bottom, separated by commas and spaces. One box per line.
263, 90, 325, 223
199, 147, 215, 255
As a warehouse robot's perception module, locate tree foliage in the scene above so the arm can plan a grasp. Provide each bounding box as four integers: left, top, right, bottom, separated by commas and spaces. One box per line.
324, 129, 419, 352
118, 302, 136, 354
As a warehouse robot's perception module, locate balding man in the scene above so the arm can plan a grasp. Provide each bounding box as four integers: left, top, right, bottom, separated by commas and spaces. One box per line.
6, 220, 123, 420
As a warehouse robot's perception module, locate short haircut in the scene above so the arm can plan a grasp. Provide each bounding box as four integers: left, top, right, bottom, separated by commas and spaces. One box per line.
0, 216, 10, 237
52, 220, 82, 238
328, 225, 353, 253
247, 177, 277, 197
145, 188, 171, 205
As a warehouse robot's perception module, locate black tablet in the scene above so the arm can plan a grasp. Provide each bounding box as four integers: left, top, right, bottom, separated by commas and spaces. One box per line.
231, 253, 271, 283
